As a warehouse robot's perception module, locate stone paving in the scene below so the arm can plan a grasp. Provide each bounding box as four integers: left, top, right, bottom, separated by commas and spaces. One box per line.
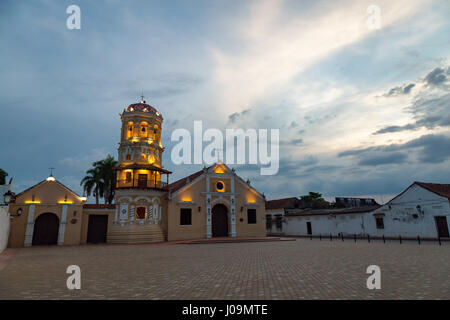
0, 239, 449, 299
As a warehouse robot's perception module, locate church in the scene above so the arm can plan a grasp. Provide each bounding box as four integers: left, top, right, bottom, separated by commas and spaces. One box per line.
7, 99, 267, 247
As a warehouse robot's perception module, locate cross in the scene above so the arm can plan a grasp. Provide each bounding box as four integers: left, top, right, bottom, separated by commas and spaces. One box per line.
140, 90, 145, 103
49, 167, 55, 176
215, 148, 223, 163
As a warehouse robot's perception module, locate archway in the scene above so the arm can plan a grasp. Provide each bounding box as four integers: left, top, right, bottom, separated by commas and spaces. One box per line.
32, 213, 59, 246
212, 204, 228, 237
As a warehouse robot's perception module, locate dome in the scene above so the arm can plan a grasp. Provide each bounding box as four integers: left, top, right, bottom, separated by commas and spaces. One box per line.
126, 100, 160, 115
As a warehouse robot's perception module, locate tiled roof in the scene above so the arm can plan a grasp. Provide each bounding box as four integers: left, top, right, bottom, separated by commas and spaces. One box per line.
285, 205, 380, 217
415, 181, 450, 199
83, 204, 116, 209
265, 197, 299, 210
167, 168, 207, 193
126, 102, 159, 115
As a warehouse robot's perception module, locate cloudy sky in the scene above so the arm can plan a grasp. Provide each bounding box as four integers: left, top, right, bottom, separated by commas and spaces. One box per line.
1, 0, 450, 203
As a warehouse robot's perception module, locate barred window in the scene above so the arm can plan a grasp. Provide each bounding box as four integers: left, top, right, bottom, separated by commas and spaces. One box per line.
180, 208, 192, 225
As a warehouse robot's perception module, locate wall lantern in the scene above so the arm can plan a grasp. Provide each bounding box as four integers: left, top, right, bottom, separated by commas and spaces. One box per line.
3, 190, 15, 205
240, 206, 244, 212
198, 206, 201, 212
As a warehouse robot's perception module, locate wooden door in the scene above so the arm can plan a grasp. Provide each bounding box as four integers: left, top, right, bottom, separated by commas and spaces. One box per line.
435, 216, 449, 237
306, 221, 312, 235
138, 174, 147, 188
32, 213, 59, 245
212, 204, 228, 237
87, 215, 108, 243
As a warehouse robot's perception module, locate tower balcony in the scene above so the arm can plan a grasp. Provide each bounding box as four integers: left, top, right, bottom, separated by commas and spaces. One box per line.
115, 163, 172, 191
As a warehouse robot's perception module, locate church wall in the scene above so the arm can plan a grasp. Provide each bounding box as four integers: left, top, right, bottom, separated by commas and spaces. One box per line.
8, 203, 84, 247
167, 177, 207, 241
233, 180, 266, 238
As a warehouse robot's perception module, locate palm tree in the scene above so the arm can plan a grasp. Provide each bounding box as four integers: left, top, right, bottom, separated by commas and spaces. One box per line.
81, 155, 117, 204
80, 167, 103, 204
0, 168, 8, 185
93, 155, 118, 204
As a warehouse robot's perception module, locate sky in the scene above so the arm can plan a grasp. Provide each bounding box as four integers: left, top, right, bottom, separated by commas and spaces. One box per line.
1, 0, 450, 204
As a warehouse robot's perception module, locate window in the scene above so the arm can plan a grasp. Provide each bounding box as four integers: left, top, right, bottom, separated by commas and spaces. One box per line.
136, 207, 146, 219
126, 154, 131, 160
375, 217, 384, 229
266, 215, 272, 230
125, 171, 132, 183
216, 181, 224, 192
180, 208, 192, 225
275, 214, 282, 230
247, 209, 257, 224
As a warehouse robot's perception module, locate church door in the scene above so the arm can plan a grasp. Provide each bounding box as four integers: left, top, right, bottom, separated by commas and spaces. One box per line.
212, 204, 228, 237
87, 215, 109, 243
32, 213, 59, 246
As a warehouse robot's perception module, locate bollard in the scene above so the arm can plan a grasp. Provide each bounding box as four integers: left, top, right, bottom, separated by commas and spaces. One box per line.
341, 234, 344, 242
319, 234, 322, 241
382, 235, 385, 243
354, 234, 357, 243
399, 235, 402, 244
330, 233, 332, 241
367, 234, 370, 243
417, 235, 420, 245
438, 236, 441, 246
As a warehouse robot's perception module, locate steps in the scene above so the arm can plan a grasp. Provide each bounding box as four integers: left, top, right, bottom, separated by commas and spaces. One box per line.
107, 223, 166, 244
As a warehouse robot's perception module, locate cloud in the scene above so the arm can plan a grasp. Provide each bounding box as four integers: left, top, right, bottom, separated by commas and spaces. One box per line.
228, 108, 252, 124
383, 83, 415, 97
358, 152, 408, 166
339, 133, 450, 164
375, 66, 450, 135
424, 67, 450, 86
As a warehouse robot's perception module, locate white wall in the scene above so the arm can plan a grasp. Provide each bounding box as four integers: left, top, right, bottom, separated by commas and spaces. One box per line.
0, 206, 10, 253
366, 184, 450, 238
266, 208, 284, 234
283, 185, 450, 238
284, 213, 368, 236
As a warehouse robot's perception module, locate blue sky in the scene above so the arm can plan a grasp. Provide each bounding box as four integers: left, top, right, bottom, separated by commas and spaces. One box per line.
1, 0, 450, 203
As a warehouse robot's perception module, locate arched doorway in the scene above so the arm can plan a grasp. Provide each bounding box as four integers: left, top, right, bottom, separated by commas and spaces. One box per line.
32, 213, 59, 246
212, 204, 228, 237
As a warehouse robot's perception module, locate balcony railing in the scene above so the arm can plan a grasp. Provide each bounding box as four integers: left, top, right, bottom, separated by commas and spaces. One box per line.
116, 179, 168, 190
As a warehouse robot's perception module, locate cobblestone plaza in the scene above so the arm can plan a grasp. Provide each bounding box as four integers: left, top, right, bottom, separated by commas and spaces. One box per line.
0, 239, 448, 299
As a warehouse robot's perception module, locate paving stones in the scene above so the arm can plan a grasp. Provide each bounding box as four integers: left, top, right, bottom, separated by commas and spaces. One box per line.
0, 239, 448, 299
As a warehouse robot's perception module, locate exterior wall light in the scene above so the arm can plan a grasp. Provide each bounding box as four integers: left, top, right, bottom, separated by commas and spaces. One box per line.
3, 190, 15, 205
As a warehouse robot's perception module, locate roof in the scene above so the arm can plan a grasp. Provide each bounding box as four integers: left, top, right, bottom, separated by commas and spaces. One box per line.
265, 197, 299, 210
83, 204, 116, 209
414, 181, 450, 199
14, 178, 81, 199
125, 101, 159, 115
115, 163, 172, 174
285, 205, 380, 217
167, 168, 206, 193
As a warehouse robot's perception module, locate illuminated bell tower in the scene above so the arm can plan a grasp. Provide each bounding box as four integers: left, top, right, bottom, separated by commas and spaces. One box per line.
115, 97, 171, 191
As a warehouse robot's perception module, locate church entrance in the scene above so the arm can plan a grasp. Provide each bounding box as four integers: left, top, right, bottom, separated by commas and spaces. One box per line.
212, 204, 228, 237
32, 213, 59, 246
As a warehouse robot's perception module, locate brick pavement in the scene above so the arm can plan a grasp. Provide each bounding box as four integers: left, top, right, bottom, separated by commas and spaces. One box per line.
0, 239, 448, 299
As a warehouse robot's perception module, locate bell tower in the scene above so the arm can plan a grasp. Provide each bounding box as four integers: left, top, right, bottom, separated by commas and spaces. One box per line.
115, 97, 171, 190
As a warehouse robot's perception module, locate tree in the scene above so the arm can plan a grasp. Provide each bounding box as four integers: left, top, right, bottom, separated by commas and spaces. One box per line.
80, 155, 117, 204
300, 192, 329, 208
0, 169, 8, 185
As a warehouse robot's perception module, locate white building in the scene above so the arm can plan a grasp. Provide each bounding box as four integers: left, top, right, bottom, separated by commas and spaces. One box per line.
283, 205, 378, 237
367, 182, 450, 238
281, 182, 450, 239
265, 197, 301, 235
0, 180, 12, 253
